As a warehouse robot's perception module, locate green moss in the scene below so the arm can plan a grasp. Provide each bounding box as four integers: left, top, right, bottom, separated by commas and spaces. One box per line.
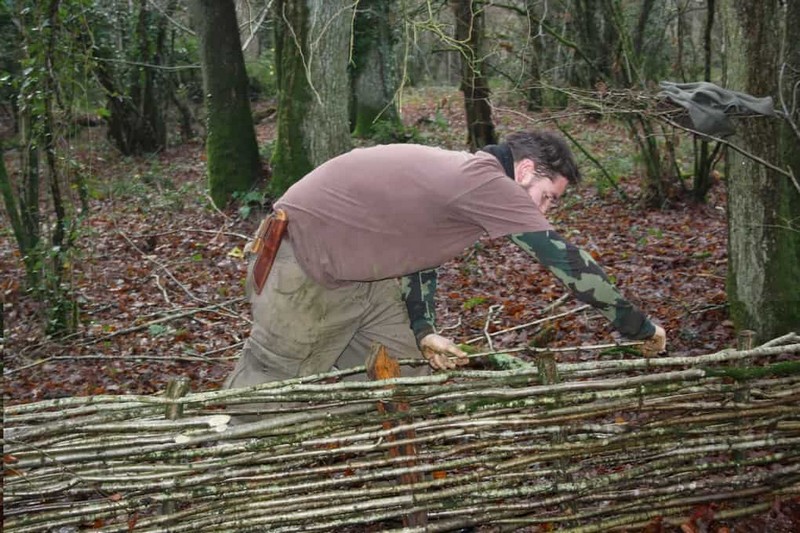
195, 0, 262, 208
352, 103, 401, 139
206, 102, 261, 208
270, 0, 314, 197
703, 361, 800, 381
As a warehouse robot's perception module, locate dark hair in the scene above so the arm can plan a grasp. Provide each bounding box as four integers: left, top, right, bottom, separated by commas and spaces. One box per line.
505, 130, 582, 184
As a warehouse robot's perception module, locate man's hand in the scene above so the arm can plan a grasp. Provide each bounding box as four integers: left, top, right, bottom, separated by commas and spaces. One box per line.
640, 325, 667, 357
419, 334, 470, 370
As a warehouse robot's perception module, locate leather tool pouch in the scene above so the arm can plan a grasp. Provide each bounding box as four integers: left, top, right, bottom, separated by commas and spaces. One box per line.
250, 209, 288, 295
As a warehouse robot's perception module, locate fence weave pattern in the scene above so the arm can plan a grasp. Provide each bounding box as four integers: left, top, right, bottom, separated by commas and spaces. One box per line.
4, 337, 800, 532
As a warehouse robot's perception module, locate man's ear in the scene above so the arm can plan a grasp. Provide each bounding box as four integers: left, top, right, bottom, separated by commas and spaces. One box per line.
514, 159, 536, 187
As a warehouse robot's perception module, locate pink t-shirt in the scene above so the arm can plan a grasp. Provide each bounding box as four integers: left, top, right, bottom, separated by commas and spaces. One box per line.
274, 144, 552, 288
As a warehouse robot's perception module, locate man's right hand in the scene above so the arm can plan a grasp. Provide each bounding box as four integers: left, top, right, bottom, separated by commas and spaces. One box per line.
640, 325, 667, 357
419, 334, 469, 370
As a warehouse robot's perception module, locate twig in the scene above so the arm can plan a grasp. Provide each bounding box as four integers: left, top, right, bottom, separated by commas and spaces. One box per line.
438, 317, 462, 333
241, 1, 274, 53
461, 340, 644, 361
540, 293, 569, 315
199, 341, 245, 358
551, 120, 628, 200
465, 305, 590, 345
779, 62, 800, 145
147, 0, 195, 36
152, 274, 171, 305
483, 305, 504, 351
135, 228, 251, 241
118, 230, 203, 304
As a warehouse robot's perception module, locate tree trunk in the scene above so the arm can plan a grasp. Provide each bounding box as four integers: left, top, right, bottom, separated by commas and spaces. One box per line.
271, 0, 353, 195
0, 146, 33, 275
452, 0, 496, 151
525, 0, 543, 111
692, 0, 718, 203
726, 0, 800, 341
351, 0, 400, 139
190, 0, 262, 208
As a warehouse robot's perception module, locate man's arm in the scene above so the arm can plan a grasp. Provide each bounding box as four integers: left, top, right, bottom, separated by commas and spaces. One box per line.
510, 230, 656, 340
400, 268, 438, 346
400, 269, 468, 369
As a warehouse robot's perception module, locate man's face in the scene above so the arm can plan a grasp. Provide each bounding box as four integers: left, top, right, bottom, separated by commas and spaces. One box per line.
526, 174, 568, 214
514, 159, 569, 214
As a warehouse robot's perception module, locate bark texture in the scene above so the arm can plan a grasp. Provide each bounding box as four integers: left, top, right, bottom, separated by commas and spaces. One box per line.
525, 0, 544, 111
453, 0, 496, 151
352, 0, 400, 138
271, 0, 353, 195
190, 0, 261, 208
727, 0, 800, 341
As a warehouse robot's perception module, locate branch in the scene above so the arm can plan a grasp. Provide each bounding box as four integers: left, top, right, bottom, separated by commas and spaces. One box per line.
241, 1, 274, 53
655, 114, 800, 195
465, 304, 591, 345
147, 0, 194, 36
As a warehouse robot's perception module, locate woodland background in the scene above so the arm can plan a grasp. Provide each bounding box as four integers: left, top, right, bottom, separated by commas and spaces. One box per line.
1, 0, 799, 405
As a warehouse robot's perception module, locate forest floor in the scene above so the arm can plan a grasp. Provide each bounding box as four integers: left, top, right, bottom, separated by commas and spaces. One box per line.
4, 88, 797, 531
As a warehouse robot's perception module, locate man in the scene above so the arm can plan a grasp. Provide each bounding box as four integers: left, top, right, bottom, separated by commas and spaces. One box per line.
225, 130, 667, 410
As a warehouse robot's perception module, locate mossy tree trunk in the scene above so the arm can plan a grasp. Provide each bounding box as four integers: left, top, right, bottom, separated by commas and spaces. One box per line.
452, 0, 496, 151
190, 0, 261, 209
726, 0, 800, 341
524, 0, 544, 111
351, 0, 400, 139
271, 0, 353, 196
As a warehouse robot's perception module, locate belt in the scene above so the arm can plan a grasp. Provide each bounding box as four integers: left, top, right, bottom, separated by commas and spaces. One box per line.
245, 209, 288, 295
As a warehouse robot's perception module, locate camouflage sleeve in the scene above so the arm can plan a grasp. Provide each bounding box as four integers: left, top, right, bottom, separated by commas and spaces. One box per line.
510, 231, 656, 339
400, 268, 438, 346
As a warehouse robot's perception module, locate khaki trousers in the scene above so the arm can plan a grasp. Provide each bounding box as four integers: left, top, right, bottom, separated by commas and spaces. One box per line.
224, 239, 427, 420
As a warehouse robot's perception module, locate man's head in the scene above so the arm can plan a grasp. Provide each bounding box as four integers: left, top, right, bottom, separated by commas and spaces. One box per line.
505, 130, 581, 214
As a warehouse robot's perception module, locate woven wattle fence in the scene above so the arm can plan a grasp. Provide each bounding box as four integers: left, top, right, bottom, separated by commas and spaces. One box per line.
4, 333, 800, 532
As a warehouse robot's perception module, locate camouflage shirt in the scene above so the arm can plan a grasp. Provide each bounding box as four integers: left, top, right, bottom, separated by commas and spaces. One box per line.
401, 230, 655, 345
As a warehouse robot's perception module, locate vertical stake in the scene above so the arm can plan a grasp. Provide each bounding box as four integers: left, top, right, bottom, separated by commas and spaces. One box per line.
537, 351, 574, 511
734, 331, 754, 463
366, 344, 428, 528
161, 377, 190, 518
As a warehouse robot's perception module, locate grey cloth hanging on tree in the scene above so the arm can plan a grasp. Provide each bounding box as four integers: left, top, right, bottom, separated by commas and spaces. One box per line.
658, 80, 775, 137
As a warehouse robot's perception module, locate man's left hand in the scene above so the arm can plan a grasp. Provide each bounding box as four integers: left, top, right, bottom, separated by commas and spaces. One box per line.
419, 334, 470, 370
641, 325, 667, 357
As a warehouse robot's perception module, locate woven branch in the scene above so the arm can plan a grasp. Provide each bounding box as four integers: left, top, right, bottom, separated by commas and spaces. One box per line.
3, 336, 800, 531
